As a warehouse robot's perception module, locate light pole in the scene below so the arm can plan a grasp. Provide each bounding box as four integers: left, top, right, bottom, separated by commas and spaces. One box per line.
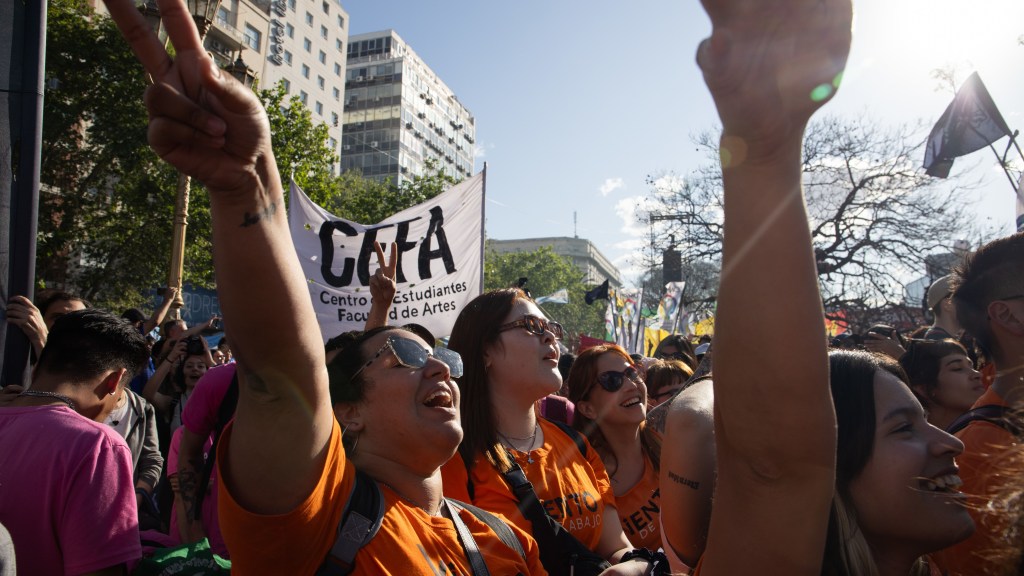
139, 0, 228, 319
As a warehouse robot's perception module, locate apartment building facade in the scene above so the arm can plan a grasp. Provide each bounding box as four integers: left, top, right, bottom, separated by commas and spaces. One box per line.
342, 30, 476, 185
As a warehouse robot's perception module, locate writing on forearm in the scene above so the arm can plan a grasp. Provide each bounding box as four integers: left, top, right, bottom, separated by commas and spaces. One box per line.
240, 202, 278, 228
668, 470, 701, 490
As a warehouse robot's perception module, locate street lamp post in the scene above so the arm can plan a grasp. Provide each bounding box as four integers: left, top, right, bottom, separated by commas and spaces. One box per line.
139, 0, 223, 319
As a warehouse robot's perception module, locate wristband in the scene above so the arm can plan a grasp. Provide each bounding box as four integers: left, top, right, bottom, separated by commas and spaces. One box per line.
619, 548, 669, 576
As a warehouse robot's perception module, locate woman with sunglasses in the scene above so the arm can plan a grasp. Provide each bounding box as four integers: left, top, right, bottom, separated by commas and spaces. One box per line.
443, 290, 656, 575
644, 358, 694, 408
565, 344, 664, 552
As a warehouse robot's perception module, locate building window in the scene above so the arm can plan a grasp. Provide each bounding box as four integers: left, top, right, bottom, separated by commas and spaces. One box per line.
282, 79, 291, 93
301, 64, 310, 78
333, 63, 341, 76
284, 50, 292, 64
337, 15, 344, 29
336, 38, 343, 52
331, 112, 339, 126
287, 0, 295, 10
332, 87, 340, 100
321, 25, 328, 39
315, 101, 323, 115
305, 12, 313, 25
322, 1, 329, 14
243, 24, 261, 51
303, 38, 312, 52
317, 75, 325, 89
318, 50, 326, 64
299, 90, 308, 105
286, 23, 294, 38
215, 6, 229, 26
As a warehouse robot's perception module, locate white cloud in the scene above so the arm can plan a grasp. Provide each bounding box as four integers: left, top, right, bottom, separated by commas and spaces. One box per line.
599, 178, 625, 197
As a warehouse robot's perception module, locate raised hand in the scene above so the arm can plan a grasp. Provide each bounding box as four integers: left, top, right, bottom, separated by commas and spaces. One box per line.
697, 0, 852, 160
101, 0, 276, 197
6, 296, 48, 356
365, 242, 398, 330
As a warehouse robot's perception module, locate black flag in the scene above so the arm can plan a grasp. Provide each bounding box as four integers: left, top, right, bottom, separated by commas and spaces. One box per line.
585, 279, 610, 305
923, 72, 1012, 178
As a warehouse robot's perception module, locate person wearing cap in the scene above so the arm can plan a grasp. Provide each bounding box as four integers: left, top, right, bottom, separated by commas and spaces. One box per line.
923, 274, 961, 341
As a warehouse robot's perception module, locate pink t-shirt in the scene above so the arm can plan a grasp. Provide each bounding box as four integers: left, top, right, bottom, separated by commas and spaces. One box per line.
167, 427, 225, 556
168, 363, 235, 557
0, 405, 141, 574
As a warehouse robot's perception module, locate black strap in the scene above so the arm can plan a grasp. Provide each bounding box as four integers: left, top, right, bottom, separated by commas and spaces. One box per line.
317, 469, 386, 576
548, 418, 588, 458
445, 500, 491, 576
192, 368, 239, 521
946, 404, 1020, 436
448, 498, 526, 560
461, 418, 587, 502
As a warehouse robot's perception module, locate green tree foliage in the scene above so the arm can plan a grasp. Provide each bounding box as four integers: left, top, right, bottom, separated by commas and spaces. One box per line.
259, 82, 338, 205
484, 244, 605, 345
39, 0, 173, 310
327, 159, 459, 223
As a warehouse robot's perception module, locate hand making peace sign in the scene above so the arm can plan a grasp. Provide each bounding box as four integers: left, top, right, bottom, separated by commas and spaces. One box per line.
369, 242, 399, 306
101, 0, 278, 199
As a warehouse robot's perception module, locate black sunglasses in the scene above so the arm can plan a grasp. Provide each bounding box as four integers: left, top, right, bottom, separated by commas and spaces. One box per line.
499, 314, 564, 340
594, 366, 643, 393
352, 335, 464, 380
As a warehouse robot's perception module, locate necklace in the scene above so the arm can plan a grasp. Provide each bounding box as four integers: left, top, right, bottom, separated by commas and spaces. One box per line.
18, 390, 77, 411
498, 422, 540, 464
379, 482, 442, 517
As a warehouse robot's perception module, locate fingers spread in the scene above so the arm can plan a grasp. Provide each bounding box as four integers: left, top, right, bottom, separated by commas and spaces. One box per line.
101, 0, 173, 79
155, 0, 206, 54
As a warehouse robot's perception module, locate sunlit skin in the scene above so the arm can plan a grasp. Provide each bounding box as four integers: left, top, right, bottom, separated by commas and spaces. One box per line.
848, 371, 975, 575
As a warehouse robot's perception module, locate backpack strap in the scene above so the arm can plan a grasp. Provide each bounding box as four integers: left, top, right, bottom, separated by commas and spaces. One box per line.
447, 498, 526, 560
546, 418, 588, 458
946, 404, 1020, 436
316, 469, 385, 576
193, 368, 239, 521
444, 499, 492, 576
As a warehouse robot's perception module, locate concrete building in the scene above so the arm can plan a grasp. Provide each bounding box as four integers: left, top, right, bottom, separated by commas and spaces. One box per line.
488, 237, 623, 289
342, 30, 476, 185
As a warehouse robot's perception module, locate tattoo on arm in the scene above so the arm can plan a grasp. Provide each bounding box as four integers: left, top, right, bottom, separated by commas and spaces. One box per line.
177, 467, 201, 521
240, 202, 278, 227
668, 470, 701, 490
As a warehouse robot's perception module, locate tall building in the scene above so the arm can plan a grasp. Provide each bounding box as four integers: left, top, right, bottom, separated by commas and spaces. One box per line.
342, 30, 476, 185
488, 237, 623, 289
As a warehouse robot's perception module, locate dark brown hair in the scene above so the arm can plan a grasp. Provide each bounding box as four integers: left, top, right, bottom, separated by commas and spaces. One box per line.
566, 344, 660, 472
952, 232, 1024, 362
899, 338, 970, 408
448, 288, 529, 471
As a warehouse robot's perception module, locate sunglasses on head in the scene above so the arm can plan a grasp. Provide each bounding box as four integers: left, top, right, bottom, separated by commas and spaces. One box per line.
352, 335, 464, 380
594, 365, 642, 393
499, 314, 564, 340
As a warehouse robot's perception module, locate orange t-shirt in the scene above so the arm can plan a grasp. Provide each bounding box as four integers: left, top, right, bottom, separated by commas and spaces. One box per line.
217, 420, 546, 575
614, 453, 661, 551
933, 386, 1017, 576
441, 418, 615, 552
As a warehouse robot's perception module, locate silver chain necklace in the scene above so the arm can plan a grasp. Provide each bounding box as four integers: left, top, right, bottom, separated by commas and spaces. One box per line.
498, 422, 540, 464
18, 390, 77, 411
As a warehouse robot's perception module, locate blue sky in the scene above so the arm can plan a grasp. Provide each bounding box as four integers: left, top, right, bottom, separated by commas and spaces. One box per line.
341, 1, 1024, 286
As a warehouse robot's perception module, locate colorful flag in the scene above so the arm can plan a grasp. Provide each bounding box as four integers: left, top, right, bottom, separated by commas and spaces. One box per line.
657, 281, 686, 332
288, 173, 485, 342
923, 72, 1012, 178
535, 288, 569, 304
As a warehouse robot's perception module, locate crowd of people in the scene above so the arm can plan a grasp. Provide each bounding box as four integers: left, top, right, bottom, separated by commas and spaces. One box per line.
1, 0, 1024, 574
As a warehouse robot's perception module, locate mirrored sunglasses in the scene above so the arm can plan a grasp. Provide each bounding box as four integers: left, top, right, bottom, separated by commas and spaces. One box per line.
595, 366, 642, 393
352, 335, 464, 380
499, 314, 564, 340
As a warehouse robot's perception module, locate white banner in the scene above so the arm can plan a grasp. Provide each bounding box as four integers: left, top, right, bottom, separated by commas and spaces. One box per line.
288, 172, 485, 342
